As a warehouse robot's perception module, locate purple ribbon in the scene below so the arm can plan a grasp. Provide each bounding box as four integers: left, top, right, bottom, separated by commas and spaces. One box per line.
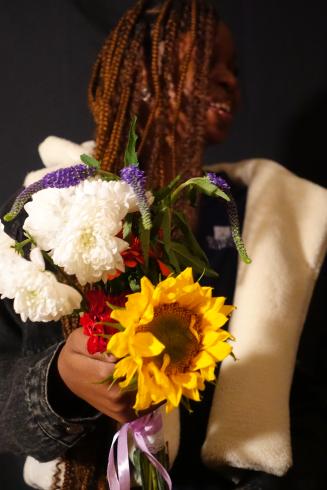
107, 410, 172, 490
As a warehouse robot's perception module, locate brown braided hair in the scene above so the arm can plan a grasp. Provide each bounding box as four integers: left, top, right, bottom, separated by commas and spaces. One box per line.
89, 0, 219, 186
53, 1, 220, 488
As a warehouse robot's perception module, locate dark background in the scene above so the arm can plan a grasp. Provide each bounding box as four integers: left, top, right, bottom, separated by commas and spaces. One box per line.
0, 1, 326, 489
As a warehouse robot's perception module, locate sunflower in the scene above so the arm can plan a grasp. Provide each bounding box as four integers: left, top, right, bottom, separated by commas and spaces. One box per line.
107, 268, 234, 412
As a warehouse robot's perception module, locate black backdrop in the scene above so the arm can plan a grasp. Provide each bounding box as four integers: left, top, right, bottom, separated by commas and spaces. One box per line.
0, 1, 326, 488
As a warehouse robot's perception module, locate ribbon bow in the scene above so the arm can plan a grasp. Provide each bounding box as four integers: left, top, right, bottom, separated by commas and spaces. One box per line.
107, 410, 172, 490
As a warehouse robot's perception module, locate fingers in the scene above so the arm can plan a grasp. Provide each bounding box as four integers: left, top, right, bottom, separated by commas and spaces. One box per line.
57, 335, 137, 424
66, 327, 117, 363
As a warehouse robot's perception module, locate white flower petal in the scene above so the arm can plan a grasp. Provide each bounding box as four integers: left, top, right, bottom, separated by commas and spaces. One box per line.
30, 247, 45, 271
13, 269, 82, 322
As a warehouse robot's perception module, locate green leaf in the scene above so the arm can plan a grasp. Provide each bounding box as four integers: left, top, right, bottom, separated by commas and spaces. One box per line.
95, 322, 124, 331
12, 237, 33, 256
80, 153, 101, 169
129, 276, 141, 292
188, 177, 230, 201
154, 174, 181, 202
97, 169, 120, 181
132, 449, 142, 483
171, 177, 230, 203
161, 208, 180, 273
172, 210, 209, 265
170, 241, 218, 278
92, 374, 114, 385
123, 214, 133, 239
187, 185, 198, 207
124, 116, 138, 166
106, 301, 125, 311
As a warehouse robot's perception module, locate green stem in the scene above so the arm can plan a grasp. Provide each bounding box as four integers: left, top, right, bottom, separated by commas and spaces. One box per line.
170, 180, 191, 203
97, 169, 120, 180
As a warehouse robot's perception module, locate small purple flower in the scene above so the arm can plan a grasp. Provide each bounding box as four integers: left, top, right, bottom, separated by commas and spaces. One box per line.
120, 165, 146, 188
42, 164, 96, 189
4, 164, 96, 222
120, 165, 151, 230
207, 172, 231, 191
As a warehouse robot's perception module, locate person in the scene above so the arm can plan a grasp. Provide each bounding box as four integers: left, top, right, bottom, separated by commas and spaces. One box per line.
0, 1, 326, 489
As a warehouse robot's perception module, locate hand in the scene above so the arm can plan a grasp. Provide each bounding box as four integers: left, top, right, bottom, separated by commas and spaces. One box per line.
57, 327, 136, 424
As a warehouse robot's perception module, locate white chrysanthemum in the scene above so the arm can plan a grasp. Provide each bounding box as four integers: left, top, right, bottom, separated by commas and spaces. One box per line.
73, 179, 139, 218
23, 179, 141, 284
0, 223, 82, 322
36, 179, 137, 285
51, 203, 129, 285
24, 187, 74, 250
30, 246, 46, 271
13, 268, 82, 322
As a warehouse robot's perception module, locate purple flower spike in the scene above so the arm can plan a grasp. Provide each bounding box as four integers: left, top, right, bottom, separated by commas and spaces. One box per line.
42, 164, 96, 189
207, 172, 251, 264
207, 172, 231, 191
120, 165, 152, 230
4, 164, 96, 222
120, 165, 146, 188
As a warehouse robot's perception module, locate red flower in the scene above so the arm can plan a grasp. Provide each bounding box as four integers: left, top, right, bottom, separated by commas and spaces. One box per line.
121, 236, 144, 268
80, 290, 126, 354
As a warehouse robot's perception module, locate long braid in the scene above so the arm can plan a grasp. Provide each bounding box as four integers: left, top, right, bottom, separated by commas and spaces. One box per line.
170, 0, 197, 177
103, 27, 146, 170
90, 0, 147, 166
180, 2, 216, 178
137, 0, 172, 160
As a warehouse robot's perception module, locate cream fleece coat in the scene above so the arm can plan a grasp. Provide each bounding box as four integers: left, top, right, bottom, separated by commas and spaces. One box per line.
23, 137, 327, 489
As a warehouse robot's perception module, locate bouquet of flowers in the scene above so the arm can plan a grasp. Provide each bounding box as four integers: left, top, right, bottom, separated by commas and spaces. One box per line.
0, 119, 250, 489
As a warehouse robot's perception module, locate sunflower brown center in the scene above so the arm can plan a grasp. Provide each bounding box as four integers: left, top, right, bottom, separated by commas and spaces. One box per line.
139, 302, 201, 373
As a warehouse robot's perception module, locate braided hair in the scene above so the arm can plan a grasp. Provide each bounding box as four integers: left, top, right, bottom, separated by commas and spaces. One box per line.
89, 0, 218, 186
54, 1, 220, 489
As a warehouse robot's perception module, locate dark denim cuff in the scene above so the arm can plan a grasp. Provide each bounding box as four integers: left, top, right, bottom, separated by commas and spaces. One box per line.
25, 342, 101, 450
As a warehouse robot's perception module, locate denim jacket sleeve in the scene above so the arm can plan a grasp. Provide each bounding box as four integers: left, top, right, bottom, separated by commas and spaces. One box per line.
0, 296, 102, 462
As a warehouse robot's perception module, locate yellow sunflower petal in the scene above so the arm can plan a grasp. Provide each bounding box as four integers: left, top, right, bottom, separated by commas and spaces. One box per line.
130, 332, 165, 357
161, 353, 171, 373
201, 365, 216, 382
134, 370, 152, 411
112, 276, 155, 329
165, 401, 175, 413
202, 330, 232, 347
177, 287, 207, 311
110, 308, 136, 329
166, 380, 182, 408
147, 361, 170, 388
172, 372, 199, 390
221, 304, 235, 317
175, 267, 194, 287
207, 341, 232, 361
182, 387, 201, 401
134, 365, 167, 410
193, 350, 215, 370
114, 357, 138, 388
107, 332, 129, 358
202, 310, 229, 330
